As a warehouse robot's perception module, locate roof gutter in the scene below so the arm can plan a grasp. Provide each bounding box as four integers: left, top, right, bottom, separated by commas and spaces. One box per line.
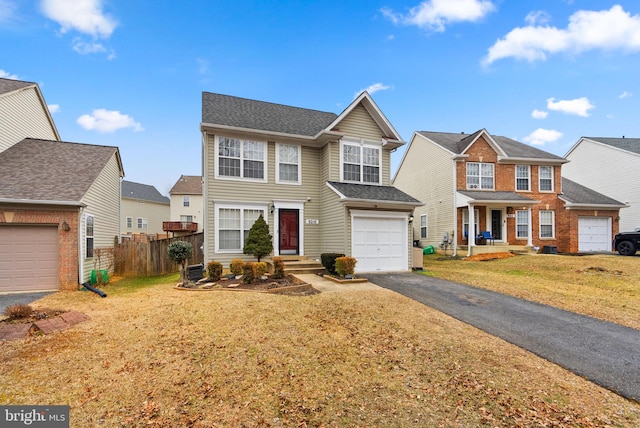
497, 156, 568, 165
200, 122, 343, 146
0, 198, 86, 207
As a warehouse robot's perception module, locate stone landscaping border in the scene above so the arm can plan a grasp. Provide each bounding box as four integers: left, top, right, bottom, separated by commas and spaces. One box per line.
0, 311, 89, 341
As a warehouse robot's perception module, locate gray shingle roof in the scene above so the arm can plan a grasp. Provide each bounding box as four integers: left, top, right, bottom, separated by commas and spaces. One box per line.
202, 92, 338, 137
561, 178, 625, 206
122, 180, 169, 204
169, 175, 202, 195
418, 130, 566, 161
584, 137, 640, 155
328, 181, 422, 205
0, 77, 34, 95
457, 191, 538, 202
0, 138, 120, 203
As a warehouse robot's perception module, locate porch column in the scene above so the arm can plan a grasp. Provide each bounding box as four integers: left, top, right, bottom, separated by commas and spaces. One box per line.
467, 203, 475, 257
527, 207, 533, 247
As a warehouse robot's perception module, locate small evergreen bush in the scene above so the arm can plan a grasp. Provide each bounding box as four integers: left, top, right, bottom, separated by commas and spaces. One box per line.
272, 257, 285, 279
242, 262, 255, 284
230, 259, 244, 276
321, 253, 345, 275
335, 256, 357, 277
243, 214, 273, 261
206, 261, 223, 281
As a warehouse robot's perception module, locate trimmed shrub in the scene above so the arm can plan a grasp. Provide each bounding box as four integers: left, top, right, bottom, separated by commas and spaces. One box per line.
168, 241, 193, 283
253, 261, 268, 278
4, 304, 33, 319
243, 262, 255, 284
206, 261, 223, 281
243, 214, 273, 261
272, 257, 285, 279
230, 259, 245, 276
321, 253, 345, 275
335, 256, 357, 277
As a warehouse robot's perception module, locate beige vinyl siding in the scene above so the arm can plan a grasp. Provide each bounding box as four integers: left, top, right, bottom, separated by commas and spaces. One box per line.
320, 186, 348, 255
0, 86, 58, 152
564, 140, 640, 232
121, 199, 170, 235
80, 153, 122, 282
393, 133, 455, 248
336, 105, 384, 141
204, 134, 324, 265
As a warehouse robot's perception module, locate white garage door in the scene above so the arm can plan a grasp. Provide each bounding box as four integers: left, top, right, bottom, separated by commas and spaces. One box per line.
578, 217, 611, 252
0, 226, 59, 292
352, 212, 407, 273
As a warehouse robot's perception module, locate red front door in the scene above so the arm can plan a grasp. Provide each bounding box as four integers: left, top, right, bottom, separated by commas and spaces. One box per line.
279, 209, 299, 255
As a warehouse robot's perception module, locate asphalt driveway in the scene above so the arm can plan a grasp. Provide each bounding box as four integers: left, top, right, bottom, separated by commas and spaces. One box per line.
0, 292, 52, 316
367, 272, 640, 402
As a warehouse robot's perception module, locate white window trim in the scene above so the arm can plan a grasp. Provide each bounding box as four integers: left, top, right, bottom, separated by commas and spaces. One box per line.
272, 200, 305, 256
339, 137, 382, 184
275, 143, 302, 185
183, 195, 190, 207
137, 217, 148, 229
516, 210, 529, 239
214, 136, 268, 183
539, 166, 554, 193
126, 216, 132, 229
214, 202, 268, 253
466, 162, 494, 190
539, 210, 555, 239
420, 214, 428, 239
85, 213, 94, 259
515, 165, 531, 192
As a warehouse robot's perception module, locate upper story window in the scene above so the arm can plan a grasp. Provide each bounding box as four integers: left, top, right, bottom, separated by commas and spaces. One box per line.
183, 196, 190, 207
341, 139, 381, 184
466, 162, 494, 190
126, 217, 132, 229
276, 144, 301, 184
539, 166, 554, 192
516, 165, 530, 191
137, 217, 148, 229
216, 136, 266, 181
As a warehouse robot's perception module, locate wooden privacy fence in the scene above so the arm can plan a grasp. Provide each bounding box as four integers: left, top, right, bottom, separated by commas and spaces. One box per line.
114, 232, 204, 277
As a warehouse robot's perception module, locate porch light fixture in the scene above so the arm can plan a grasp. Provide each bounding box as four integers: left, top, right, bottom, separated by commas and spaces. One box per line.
408, 215, 414, 224
61, 220, 70, 232
270, 204, 275, 214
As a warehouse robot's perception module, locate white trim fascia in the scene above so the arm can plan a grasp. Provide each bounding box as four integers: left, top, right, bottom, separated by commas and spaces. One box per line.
0, 198, 85, 207
459, 129, 508, 158
560, 200, 628, 210
497, 156, 568, 165
326, 182, 347, 198
201, 123, 343, 147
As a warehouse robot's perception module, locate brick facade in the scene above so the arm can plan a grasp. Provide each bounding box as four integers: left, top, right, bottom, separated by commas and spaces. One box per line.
0, 207, 80, 291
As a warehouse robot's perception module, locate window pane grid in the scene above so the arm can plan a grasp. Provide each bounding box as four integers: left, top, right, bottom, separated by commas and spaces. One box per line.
343, 143, 380, 184
516, 210, 528, 238
467, 162, 494, 190
218, 208, 265, 251
539, 166, 553, 191
516, 165, 530, 191
540, 210, 554, 238
218, 137, 264, 179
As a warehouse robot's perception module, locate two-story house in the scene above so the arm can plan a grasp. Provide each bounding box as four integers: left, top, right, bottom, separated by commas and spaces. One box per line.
393, 129, 625, 256
0, 77, 124, 292
563, 137, 639, 232
166, 175, 203, 235
121, 180, 170, 237
201, 91, 422, 273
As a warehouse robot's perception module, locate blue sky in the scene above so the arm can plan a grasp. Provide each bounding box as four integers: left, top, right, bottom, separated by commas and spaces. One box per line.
2, 0, 640, 195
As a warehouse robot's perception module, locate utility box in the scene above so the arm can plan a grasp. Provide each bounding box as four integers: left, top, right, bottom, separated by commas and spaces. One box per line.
412, 247, 424, 270
542, 245, 558, 254
187, 264, 204, 281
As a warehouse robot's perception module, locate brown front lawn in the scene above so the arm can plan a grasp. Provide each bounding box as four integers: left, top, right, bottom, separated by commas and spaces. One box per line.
422, 252, 640, 330
1, 271, 638, 427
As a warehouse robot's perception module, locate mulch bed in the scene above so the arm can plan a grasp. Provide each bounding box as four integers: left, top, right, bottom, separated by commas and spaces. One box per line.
464, 252, 518, 261
176, 274, 320, 296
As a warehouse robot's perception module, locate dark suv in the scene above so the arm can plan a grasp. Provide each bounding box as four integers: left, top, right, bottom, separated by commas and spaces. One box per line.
613, 228, 640, 256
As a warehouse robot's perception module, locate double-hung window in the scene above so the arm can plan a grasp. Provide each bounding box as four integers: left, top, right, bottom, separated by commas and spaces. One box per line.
539, 210, 555, 238
216, 137, 266, 181
126, 217, 132, 229
516, 210, 529, 239
466, 162, 494, 190
85, 214, 94, 258
180, 215, 193, 222
183, 196, 190, 207
420, 214, 428, 239
539, 166, 554, 192
276, 144, 301, 184
341, 139, 381, 184
516, 165, 530, 191
137, 217, 148, 229
217, 205, 266, 252
463, 209, 480, 239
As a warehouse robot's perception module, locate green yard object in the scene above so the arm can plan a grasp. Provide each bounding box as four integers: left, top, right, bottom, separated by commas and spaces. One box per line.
423, 245, 435, 255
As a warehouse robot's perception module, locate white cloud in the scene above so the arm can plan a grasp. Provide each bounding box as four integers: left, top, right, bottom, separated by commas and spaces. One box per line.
546, 97, 594, 117
0, 69, 19, 79
40, 0, 117, 38
77, 109, 143, 133
531, 109, 548, 119
619, 91, 633, 98
382, 0, 495, 32
483, 5, 640, 66
525, 10, 550, 26
523, 128, 563, 146
72, 38, 106, 55
0, 0, 16, 23
355, 83, 392, 98
47, 104, 60, 113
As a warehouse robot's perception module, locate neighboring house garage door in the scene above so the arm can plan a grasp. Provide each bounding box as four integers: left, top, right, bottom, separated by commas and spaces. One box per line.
351, 211, 407, 273
0, 226, 59, 292
578, 217, 611, 252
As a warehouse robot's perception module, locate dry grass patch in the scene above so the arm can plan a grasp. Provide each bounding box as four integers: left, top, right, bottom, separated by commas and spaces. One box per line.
423, 253, 640, 330
1, 277, 638, 427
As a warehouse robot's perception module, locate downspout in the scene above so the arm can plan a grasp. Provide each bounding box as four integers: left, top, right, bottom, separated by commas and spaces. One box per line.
527, 207, 533, 247
78, 206, 85, 287
201, 130, 208, 263
452, 157, 458, 257
467, 203, 475, 257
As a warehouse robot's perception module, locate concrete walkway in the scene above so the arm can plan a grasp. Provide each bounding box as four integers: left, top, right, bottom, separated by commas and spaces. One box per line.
294, 274, 381, 293
366, 272, 640, 402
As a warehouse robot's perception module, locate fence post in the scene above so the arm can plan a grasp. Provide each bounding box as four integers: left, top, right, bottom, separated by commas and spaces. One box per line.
146, 234, 152, 276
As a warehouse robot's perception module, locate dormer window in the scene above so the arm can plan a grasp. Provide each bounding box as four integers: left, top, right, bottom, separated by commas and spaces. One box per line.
341, 138, 381, 184
466, 162, 494, 190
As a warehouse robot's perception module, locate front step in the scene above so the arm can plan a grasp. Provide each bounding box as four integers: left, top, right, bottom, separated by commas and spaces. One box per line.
267, 256, 326, 275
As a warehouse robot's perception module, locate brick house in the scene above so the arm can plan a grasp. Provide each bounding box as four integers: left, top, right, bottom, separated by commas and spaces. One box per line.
393, 129, 625, 255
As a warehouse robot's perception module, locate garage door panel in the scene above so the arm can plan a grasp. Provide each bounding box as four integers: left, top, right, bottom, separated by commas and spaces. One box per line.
0, 226, 59, 292
352, 214, 407, 273
578, 217, 611, 252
